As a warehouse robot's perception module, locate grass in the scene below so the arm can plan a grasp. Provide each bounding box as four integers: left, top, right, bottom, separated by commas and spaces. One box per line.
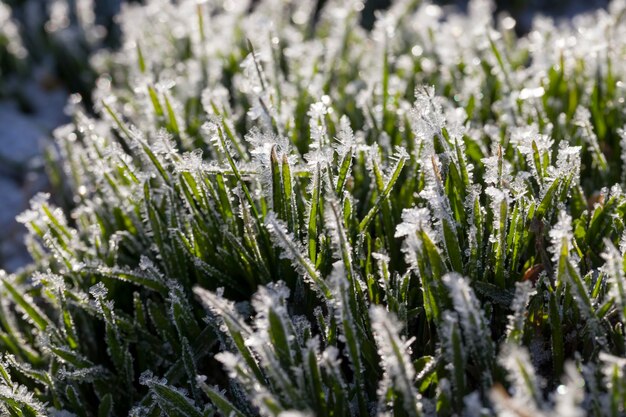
1, 0, 626, 416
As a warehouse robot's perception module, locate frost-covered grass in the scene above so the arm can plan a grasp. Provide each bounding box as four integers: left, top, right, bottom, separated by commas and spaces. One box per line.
0, 2, 27, 94
2, 0, 626, 415
1, 0, 109, 105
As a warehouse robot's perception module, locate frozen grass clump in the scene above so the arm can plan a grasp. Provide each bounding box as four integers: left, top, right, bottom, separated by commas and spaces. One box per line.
1, 0, 626, 415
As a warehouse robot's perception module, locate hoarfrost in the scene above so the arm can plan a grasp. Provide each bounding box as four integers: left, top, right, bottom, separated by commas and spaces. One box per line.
370, 305, 422, 416
442, 273, 493, 381
549, 211, 573, 265
496, 344, 543, 411
505, 281, 535, 344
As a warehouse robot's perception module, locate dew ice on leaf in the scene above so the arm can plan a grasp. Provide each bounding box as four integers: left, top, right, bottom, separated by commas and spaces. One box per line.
552, 363, 586, 417
409, 86, 446, 153
505, 281, 535, 344
493, 345, 543, 414
510, 124, 553, 186
370, 305, 422, 417
601, 241, 626, 322
396, 207, 438, 265
265, 213, 328, 297
440, 311, 467, 405
573, 106, 608, 173
552, 143, 581, 184
442, 273, 493, 386
549, 210, 573, 266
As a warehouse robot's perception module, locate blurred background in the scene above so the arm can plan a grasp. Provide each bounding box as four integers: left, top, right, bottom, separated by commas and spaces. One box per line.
0, 0, 612, 271
361, 0, 610, 29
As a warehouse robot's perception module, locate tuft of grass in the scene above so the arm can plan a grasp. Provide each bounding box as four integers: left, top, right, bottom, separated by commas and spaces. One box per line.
1, 0, 626, 416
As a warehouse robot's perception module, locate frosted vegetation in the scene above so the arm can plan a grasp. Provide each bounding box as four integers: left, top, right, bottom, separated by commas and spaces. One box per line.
0, 2, 27, 92
1, 0, 626, 415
